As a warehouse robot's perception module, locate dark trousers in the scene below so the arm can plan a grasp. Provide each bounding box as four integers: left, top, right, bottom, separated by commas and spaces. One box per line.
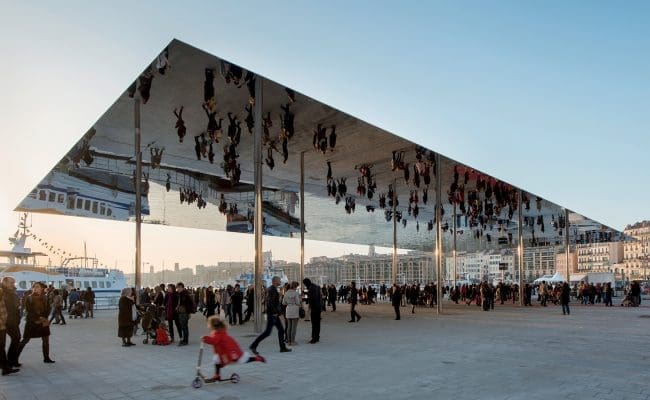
350, 302, 361, 321
5, 324, 20, 365
328, 299, 336, 311
393, 304, 400, 320
310, 309, 321, 341
167, 318, 178, 341
232, 305, 243, 325
562, 303, 570, 315
0, 329, 7, 370
177, 313, 189, 343
17, 335, 50, 361
250, 313, 286, 350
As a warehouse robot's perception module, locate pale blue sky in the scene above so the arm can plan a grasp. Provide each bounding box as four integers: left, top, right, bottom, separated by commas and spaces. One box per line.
1, 1, 648, 269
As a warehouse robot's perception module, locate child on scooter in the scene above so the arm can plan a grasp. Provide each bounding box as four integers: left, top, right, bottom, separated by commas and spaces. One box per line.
202, 316, 266, 381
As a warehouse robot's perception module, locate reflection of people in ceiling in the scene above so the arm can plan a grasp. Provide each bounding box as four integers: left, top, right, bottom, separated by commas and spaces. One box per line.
165, 174, 171, 192
262, 112, 273, 144
202, 103, 221, 141
243, 71, 255, 104
281, 137, 289, 163
194, 136, 202, 160
285, 87, 296, 103
280, 103, 295, 139
150, 147, 164, 169
204, 68, 215, 108
227, 113, 240, 145
70, 128, 96, 168
200, 134, 208, 158
138, 70, 154, 104
173, 107, 187, 143
245, 104, 254, 134
329, 125, 337, 151
208, 142, 215, 164
265, 147, 275, 170
156, 46, 170, 75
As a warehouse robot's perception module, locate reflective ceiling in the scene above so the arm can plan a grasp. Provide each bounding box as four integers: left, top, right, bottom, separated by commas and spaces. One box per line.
16, 39, 626, 252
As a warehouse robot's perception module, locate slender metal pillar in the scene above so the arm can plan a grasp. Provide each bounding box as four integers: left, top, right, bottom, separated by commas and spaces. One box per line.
518, 190, 524, 306
134, 97, 142, 296
253, 77, 264, 333
453, 201, 457, 289
565, 208, 570, 283
300, 151, 305, 288
392, 178, 398, 284
435, 153, 443, 314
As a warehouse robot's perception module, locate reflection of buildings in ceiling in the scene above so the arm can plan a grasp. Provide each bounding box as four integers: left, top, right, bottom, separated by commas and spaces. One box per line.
16, 167, 149, 221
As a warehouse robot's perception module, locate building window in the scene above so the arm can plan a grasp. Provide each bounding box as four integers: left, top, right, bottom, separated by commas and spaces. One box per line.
84, 200, 91, 211
48, 192, 56, 202
77, 198, 83, 209
57, 194, 65, 204
92, 201, 98, 214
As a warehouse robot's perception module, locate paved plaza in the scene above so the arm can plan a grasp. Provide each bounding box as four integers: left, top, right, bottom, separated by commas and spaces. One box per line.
1, 300, 649, 400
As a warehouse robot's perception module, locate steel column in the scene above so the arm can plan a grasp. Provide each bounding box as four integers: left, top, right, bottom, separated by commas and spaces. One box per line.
518, 190, 524, 306
453, 201, 457, 290
300, 151, 305, 288
253, 77, 264, 333
134, 96, 142, 297
565, 208, 570, 283
392, 178, 397, 284
435, 153, 443, 314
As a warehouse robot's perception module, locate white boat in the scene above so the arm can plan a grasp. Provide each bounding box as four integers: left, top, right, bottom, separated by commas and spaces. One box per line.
0, 214, 127, 297
16, 167, 150, 221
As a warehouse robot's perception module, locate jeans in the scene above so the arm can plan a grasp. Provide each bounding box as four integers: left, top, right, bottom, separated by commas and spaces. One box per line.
223, 304, 232, 323
562, 303, 570, 315
286, 318, 298, 344
250, 313, 286, 350
177, 313, 189, 344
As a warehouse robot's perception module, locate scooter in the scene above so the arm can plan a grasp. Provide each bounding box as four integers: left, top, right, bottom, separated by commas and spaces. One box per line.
192, 341, 240, 388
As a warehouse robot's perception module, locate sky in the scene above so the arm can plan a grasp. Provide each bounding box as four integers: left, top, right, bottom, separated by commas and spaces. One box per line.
1, 1, 648, 271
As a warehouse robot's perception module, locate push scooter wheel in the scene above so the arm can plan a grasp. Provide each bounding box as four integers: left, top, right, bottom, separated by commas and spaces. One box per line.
192, 377, 203, 388
230, 373, 240, 384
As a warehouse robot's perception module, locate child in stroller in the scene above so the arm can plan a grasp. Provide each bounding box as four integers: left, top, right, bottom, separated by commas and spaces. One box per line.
155, 321, 171, 345
138, 303, 163, 344
69, 300, 85, 318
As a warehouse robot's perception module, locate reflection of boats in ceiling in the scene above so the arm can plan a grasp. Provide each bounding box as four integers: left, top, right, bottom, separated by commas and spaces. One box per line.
263, 201, 301, 230
226, 213, 250, 233
16, 169, 149, 221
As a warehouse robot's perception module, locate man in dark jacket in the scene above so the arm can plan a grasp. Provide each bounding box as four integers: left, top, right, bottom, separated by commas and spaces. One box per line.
175, 282, 195, 346
303, 279, 321, 344
392, 283, 402, 320
250, 277, 291, 354
1, 277, 21, 374
348, 281, 361, 323
327, 285, 337, 311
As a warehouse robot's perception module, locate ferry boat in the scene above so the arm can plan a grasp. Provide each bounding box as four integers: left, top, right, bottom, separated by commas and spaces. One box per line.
233, 251, 289, 287
15, 167, 150, 221
0, 214, 127, 297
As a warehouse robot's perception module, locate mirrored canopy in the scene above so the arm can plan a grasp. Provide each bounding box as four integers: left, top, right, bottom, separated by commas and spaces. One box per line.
16, 39, 626, 251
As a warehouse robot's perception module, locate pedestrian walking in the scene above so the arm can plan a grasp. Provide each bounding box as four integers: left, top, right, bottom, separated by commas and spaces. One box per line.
249, 277, 291, 354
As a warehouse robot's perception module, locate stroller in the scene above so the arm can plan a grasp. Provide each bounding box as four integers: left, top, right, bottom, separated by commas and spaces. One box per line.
69, 301, 85, 318
138, 304, 164, 344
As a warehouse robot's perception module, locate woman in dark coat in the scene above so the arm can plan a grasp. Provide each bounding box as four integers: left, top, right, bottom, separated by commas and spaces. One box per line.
17, 282, 54, 363
118, 288, 136, 346
560, 282, 571, 316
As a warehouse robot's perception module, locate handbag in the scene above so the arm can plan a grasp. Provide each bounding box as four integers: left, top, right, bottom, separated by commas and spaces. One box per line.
299, 307, 306, 319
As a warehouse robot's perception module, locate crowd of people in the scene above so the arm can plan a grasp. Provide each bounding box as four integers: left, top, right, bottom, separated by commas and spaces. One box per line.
1, 274, 646, 379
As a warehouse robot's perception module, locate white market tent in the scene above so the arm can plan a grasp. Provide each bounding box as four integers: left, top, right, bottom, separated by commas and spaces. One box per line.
533, 272, 566, 284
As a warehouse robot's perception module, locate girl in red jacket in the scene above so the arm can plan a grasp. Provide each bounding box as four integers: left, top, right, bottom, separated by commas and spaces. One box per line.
202, 316, 265, 380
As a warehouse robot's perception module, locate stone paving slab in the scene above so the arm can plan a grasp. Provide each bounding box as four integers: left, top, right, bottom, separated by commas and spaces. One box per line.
1, 301, 649, 400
